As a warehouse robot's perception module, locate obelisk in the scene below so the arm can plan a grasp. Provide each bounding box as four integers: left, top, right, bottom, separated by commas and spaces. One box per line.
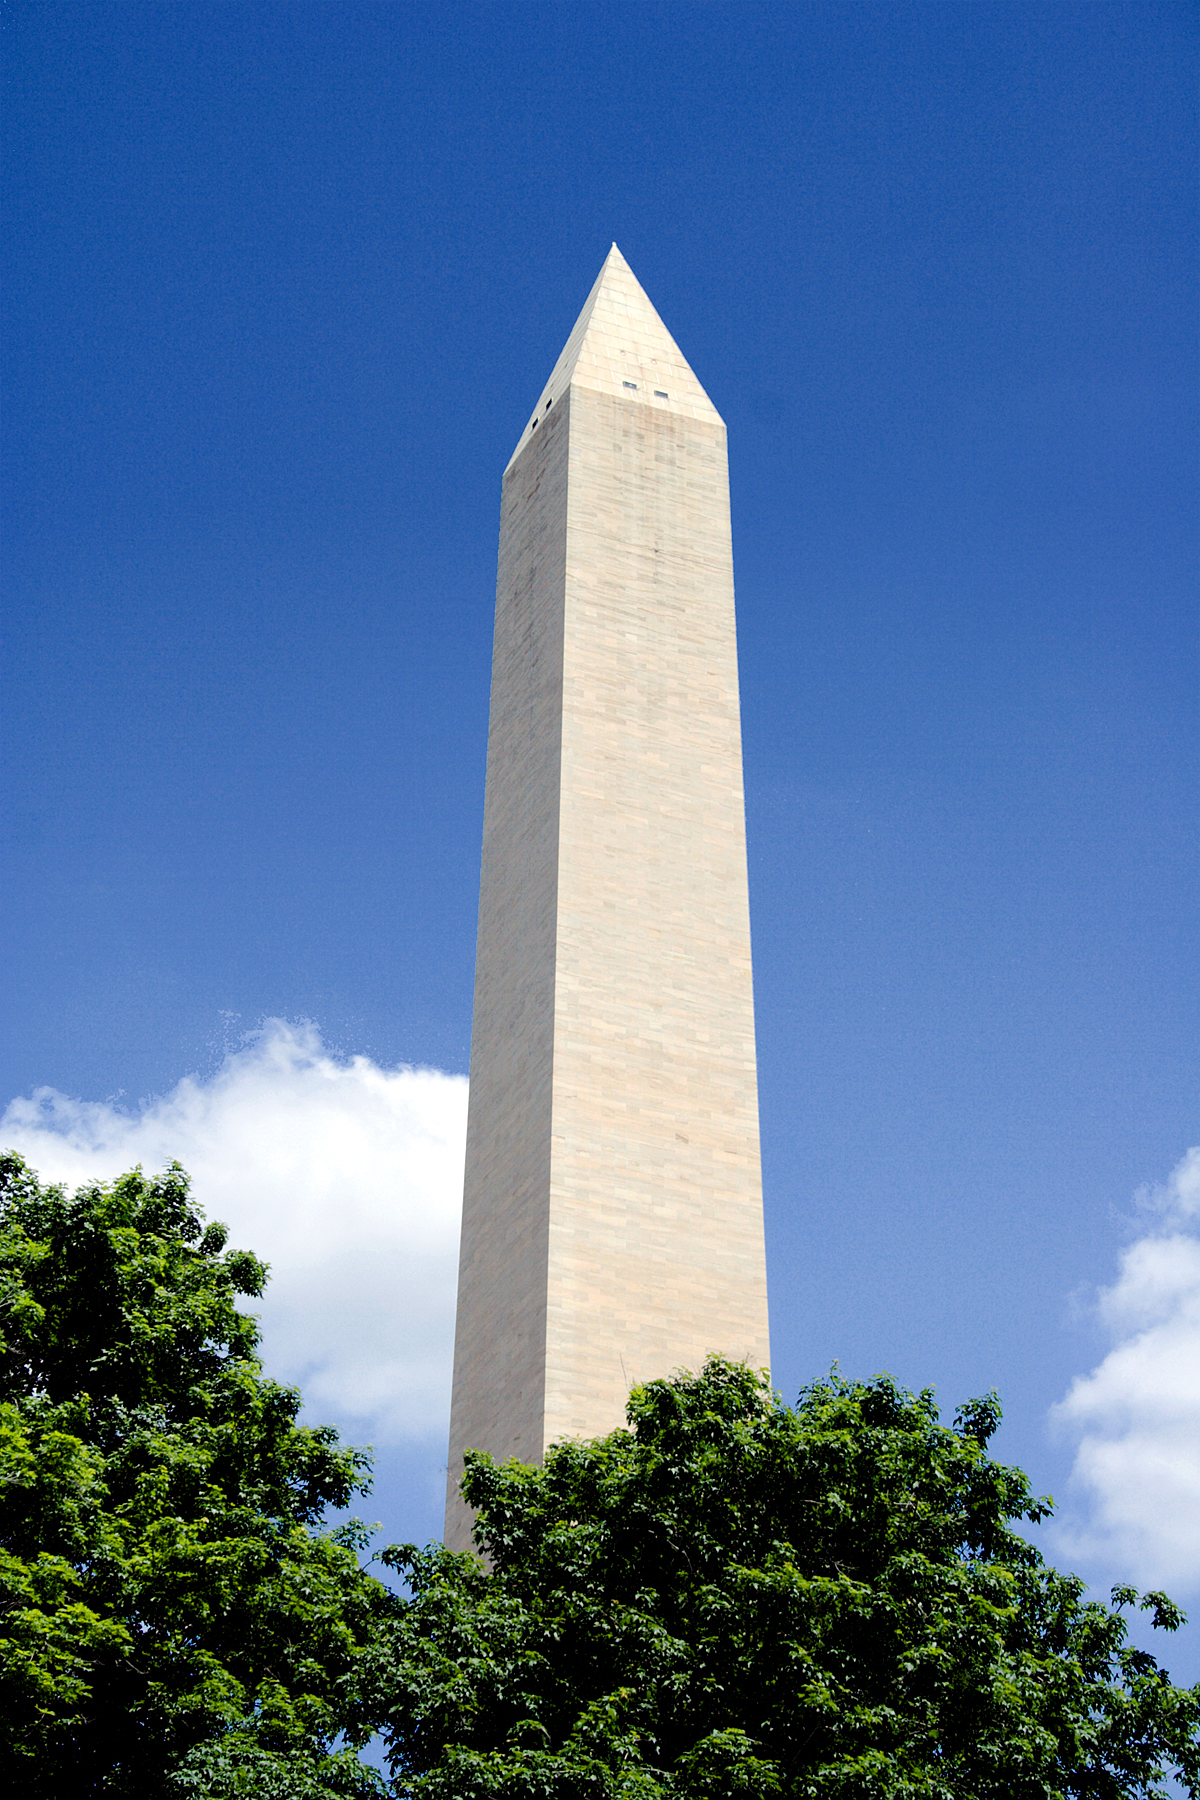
445, 246, 769, 1550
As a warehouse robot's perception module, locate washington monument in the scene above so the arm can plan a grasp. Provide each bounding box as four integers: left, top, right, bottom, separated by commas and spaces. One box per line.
445, 245, 769, 1550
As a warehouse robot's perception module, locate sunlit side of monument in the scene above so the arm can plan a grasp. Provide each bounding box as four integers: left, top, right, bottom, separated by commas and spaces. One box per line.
445, 246, 769, 1551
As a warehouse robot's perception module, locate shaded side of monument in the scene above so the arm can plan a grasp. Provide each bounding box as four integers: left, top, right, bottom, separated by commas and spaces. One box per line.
445, 245, 769, 1551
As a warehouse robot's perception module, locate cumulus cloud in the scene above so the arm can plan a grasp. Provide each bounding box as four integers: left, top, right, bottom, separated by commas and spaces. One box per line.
1051, 1147, 1200, 1594
1, 1021, 467, 1445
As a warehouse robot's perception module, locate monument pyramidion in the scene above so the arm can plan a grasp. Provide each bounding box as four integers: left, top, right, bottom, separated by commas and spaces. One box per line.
445, 245, 769, 1550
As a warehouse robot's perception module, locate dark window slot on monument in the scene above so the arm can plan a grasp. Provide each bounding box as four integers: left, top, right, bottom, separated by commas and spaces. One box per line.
624, 380, 637, 389
655, 390, 668, 397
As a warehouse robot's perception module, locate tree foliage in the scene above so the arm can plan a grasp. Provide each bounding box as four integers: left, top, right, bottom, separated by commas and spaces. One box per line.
0, 1151, 391, 1797
4, 1148, 1195, 1798
372, 1359, 1199, 1798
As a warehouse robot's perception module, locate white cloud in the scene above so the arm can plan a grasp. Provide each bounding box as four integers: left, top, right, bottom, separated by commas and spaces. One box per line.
1, 1021, 467, 1445
1051, 1147, 1200, 1594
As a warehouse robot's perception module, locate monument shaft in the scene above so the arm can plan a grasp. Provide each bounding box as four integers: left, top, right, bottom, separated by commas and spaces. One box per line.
446, 248, 769, 1549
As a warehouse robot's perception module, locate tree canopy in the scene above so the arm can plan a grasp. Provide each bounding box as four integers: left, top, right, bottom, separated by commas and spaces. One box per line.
0, 1151, 391, 1797
372, 1358, 1199, 1798
3, 1150, 1196, 1797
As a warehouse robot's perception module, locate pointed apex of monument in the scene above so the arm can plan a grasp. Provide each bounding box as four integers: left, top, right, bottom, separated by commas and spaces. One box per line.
507, 245, 722, 469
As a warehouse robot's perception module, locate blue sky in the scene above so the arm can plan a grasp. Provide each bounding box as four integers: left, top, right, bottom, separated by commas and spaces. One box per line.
3, 0, 1197, 1668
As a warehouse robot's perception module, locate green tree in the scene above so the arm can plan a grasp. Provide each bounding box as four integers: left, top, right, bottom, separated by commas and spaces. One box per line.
0, 1151, 392, 1798
372, 1358, 1199, 1798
